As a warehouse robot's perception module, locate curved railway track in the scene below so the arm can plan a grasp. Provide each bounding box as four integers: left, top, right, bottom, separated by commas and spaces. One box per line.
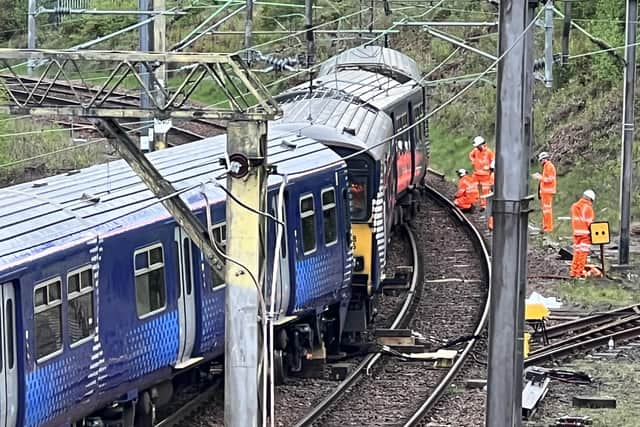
526, 304, 640, 366
294, 186, 492, 427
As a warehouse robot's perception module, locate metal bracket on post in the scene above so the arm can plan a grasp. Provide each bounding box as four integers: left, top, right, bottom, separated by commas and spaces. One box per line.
491, 196, 533, 216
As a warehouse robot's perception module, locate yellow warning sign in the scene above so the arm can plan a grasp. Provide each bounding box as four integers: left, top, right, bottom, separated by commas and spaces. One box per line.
590, 222, 610, 245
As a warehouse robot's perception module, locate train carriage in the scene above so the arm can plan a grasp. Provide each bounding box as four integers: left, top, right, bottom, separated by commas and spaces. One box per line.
274, 46, 429, 326
0, 129, 352, 427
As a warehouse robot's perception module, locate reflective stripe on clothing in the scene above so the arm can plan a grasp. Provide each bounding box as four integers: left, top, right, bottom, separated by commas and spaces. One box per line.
455, 175, 479, 208
469, 147, 495, 176
571, 197, 594, 240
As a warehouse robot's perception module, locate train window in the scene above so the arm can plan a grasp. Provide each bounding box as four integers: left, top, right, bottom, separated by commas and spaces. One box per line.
322, 188, 338, 245
134, 244, 167, 317
210, 223, 226, 288
349, 175, 368, 221
67, 266, 95, 345
34, 278, 63, 361
300, 195, 316, 255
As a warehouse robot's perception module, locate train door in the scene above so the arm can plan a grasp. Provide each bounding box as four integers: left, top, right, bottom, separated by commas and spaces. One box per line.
271, 194, 291, 317
0, 282, 17, 427
174, 228, 197, 367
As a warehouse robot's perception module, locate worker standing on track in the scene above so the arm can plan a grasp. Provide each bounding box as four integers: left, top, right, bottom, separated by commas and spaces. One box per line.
570, 190, 595, 278
468, 136, 495, 211
532, 151, 557, 233
454, 168, 479, 212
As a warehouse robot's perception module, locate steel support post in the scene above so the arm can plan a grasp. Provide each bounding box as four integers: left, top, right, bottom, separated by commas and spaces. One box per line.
153, 0, 168, 150
27, 0, 37, 75
561, 0, 571, 65
139, 0, 153, 150
305, 0, 315, 67
225, 120, 267, 427
619, 0, 637, 266
244, 0, 254, 60
544, 0, 554, 87
486, 0, 530, 425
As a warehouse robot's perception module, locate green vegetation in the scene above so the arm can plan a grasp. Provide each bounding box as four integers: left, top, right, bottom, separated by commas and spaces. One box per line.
540, 359, 640, 427
551, 279, 640, 310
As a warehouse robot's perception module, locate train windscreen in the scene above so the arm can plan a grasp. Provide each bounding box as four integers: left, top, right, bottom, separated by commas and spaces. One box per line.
349, 174, 369, 221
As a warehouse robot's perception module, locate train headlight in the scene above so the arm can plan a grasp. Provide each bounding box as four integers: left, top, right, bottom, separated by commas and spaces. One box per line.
354, 256, 365, 272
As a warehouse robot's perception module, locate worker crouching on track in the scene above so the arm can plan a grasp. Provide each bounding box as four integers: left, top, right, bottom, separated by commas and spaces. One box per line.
532, 151, 557, 233
469, 135, 495, 211
454, 168, 479, 212
570, 190, 595, 278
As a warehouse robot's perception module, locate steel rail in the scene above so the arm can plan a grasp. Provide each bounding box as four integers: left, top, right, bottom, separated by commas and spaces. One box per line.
525, 323, 640, 367
535, 304, 640, 340
154, 380, 221, 427
293, 223, 422, 427
403, 185, 492, 427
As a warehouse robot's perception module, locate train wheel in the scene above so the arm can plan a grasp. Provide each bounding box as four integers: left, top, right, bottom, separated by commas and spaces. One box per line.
273, 349, 286, 385
134, 392, 155, 427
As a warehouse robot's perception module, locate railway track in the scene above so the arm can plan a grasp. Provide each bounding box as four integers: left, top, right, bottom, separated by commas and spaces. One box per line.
293, 186, 491, 427
2, 74, 226, 144
525, 304, 640, 367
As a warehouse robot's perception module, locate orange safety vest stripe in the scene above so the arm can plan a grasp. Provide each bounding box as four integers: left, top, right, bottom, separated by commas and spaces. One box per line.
456, 175, 479, 204
571, 198, 594, 235
469, 147, 495, 176
540, 161, 556, 194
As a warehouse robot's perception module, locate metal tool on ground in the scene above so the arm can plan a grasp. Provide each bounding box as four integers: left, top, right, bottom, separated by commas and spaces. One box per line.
521, 366, 550, 419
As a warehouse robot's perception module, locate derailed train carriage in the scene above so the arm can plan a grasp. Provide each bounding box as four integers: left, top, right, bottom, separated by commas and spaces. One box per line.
0, 46, 429, 427
275, 46, 429, 325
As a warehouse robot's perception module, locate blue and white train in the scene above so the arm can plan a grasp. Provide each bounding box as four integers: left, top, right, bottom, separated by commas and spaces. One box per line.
0, 46, 428, 426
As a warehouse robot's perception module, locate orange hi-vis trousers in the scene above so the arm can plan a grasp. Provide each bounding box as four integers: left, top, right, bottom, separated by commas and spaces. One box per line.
541, 193, 554, 232
473, 174, 492, 207
570, 235, 591, 278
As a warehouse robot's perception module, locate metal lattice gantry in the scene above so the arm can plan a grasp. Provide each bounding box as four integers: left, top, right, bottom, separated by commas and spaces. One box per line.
0, 49, 281, 120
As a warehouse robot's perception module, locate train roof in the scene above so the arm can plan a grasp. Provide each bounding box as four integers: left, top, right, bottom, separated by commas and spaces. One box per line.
273, 92, 393, 160
318, 46, 422, 83
0, 128, 344, 271
279, 69, 420, 112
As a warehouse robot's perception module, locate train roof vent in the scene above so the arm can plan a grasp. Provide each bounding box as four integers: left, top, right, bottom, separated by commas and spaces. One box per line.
80, 192, 101, 203
343, 127, 356, 136
281, 138, 298, 150
32, 181, 47, 188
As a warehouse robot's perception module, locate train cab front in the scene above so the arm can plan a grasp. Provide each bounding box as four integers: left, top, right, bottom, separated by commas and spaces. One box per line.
343, 156, 385, 337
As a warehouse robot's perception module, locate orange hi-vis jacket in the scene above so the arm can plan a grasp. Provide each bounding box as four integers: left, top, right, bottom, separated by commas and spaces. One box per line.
469, 147, 495, 177
455, 175, 480, 207
571, 197, 594, 237
540, 160, 557, 195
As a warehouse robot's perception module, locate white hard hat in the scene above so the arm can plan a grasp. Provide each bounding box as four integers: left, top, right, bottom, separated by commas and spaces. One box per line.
583, 189, 596, 201
457, 168, 467, 177
538, 151, 550, 161
473, 136, 485, 147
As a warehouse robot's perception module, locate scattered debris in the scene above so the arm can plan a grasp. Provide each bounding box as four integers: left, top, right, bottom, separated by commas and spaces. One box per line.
522, 367, 551, 419
553, 415, 593, 426
527, 291, 564, 309
572, 395, 617, 409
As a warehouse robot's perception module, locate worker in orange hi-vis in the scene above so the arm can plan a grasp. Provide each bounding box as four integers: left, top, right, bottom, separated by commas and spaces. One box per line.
532, 151, 557, 233
570, 190, 595, 278
454, 169, 479, 212
468, 136, 495, 210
